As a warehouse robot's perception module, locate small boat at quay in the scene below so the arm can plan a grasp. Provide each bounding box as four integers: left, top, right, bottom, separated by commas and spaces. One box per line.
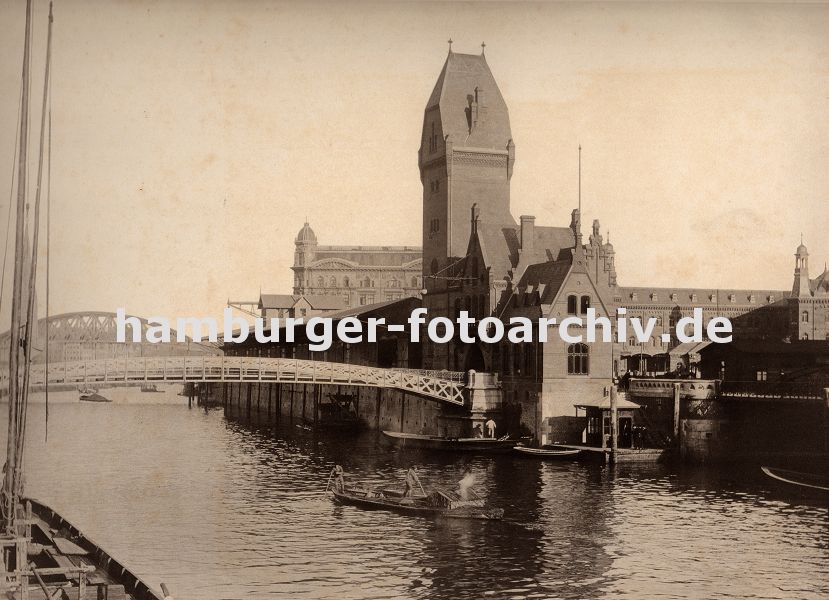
326, 467, 504, 521
382, 430, 526, 452
140, 383, 164, 393
79, 389, 111, 403
513, 445, 582, 459
761, 466, 829, 492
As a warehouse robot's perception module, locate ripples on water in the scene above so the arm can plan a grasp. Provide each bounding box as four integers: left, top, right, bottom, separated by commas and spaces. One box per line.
7, 390, 828, 599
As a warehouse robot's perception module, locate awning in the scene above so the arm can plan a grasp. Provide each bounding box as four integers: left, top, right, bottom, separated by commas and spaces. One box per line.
668, 340, 712, 358
574, 396, 640, 410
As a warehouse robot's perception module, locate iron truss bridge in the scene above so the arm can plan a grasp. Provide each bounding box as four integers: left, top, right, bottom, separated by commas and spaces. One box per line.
3, 357, 468, 406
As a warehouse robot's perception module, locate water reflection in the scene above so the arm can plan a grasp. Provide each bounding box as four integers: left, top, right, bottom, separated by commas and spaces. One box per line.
7, 393, 828, 599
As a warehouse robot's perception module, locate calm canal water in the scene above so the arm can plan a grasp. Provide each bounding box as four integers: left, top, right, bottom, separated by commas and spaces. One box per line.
8, 389, 829, 599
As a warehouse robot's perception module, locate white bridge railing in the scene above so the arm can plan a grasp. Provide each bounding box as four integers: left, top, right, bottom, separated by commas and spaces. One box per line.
2, 356, 468, 406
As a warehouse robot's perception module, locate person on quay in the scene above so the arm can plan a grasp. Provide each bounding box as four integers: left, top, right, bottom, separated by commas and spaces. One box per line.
485, 417, 497, 439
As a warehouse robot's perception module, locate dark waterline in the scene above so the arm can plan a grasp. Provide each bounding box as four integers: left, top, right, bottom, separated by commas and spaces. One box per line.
8, 391, 829, 600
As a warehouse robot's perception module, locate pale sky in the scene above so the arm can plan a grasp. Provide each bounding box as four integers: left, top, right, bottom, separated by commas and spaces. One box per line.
1, 0, 827, 330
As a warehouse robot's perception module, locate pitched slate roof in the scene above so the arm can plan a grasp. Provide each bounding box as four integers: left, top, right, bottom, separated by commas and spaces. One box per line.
517, 257, 573, 305
811, 267, 829, 295
426, 52, 511, 149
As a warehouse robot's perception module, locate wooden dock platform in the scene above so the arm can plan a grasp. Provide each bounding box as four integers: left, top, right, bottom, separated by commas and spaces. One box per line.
554, 445, 671, 464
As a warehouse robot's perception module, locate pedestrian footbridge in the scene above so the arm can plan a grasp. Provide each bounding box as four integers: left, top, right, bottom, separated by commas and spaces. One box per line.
1, 356, 468, 406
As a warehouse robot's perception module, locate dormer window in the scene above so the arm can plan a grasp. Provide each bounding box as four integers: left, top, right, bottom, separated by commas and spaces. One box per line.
690, 294, 697, 302
749, 294, 755, 303
670, 293, 677, 302
631, 293, 638, 301
710, 294, 716, 302
729, 294, 736, 303
651, 293, 658, 302
768, 294, 774, 302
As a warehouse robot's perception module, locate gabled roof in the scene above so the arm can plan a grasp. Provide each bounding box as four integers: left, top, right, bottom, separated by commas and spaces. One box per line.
517, 257, 573, 305
426, 51, 511, 149
258, 294, 346, 311
811, 267, 829, 295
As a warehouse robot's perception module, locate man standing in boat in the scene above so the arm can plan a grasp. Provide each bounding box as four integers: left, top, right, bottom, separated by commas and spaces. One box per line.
485, 417, 497, 438
403, 467, 420, 498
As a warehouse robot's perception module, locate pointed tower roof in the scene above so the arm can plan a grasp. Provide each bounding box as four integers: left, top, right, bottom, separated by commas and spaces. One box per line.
425, 50, 512, 149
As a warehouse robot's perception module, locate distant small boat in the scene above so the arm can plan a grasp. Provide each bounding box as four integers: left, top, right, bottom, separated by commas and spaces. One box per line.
761, 466, 829, 492
79, 389, 110, 403
140, 383, 164, 393
382, 430, 526, 452
513, 445, 581, 459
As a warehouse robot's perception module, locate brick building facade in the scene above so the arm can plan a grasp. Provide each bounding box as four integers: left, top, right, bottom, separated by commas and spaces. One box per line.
417, 46, 828, 443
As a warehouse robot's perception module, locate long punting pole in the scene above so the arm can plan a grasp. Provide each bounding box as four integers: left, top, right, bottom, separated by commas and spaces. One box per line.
19, 1, 54, 477
4, 0, 33, 534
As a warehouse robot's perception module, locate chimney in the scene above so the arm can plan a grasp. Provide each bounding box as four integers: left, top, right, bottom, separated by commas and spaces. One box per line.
520, 215, 535, 257
475, 86, 486, 124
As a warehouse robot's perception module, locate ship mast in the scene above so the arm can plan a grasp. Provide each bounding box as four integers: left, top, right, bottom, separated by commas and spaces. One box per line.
3, 0, 34, 534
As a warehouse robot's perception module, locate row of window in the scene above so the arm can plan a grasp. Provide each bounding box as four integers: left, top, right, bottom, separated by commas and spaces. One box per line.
629, 292, 773, 304
492, 342, 589, 377
302, 276, 421, 289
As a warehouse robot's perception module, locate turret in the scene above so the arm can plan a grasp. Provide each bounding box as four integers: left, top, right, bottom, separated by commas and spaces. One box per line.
792, 238, 811, 297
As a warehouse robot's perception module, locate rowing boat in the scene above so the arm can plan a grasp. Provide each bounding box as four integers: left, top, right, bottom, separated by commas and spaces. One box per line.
761, 466, 829, 492
381, 430, 525, 452
513, 446, 582, 459
326, 468, 503, 520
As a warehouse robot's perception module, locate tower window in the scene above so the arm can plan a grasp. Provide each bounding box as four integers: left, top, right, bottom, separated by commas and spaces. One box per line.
580, 295, 590, 315
567, 295, 577, 315
802, 311, 809, 323
567, 343, 589, 375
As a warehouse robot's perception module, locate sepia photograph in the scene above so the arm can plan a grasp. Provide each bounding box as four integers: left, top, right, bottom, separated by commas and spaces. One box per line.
0, 1, 827, 599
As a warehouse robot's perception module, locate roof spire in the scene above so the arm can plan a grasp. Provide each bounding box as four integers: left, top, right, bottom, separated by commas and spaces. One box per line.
481, 41, 486, 55
578, 144, 582, 216
448, 38, 453, 53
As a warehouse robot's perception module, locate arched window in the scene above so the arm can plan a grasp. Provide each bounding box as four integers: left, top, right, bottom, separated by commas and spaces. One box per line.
412, 276, 418, 288
317, 276, 324, 287
801, 311, 809, 323
580, 295, 590, 314
567, 295, 577, 315
343, 277, 350, 287
329, 276, 337, 287
567, 343, 589, 375
802, 333, 809, 340
430, 258, 438, 275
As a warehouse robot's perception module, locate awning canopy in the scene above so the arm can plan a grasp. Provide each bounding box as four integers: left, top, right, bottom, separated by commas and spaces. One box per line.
668, 340, 712, 358
574, 396, 640, 410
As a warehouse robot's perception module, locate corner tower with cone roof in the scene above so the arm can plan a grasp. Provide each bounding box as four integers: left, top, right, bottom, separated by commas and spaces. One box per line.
419, 45, 516, 298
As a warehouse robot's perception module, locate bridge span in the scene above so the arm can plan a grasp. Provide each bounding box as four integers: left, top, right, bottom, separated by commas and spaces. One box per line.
1, 357, 467, 406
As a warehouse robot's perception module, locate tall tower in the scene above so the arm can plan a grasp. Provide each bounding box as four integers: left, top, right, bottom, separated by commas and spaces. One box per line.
291, 222, 317, 294
419, 45, 516, 296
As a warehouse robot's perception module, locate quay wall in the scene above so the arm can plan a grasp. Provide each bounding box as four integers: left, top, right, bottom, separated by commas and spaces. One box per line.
211, 381, 471, 436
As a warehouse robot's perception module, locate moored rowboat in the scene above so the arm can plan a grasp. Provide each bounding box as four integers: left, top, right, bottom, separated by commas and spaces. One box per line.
761, 466, 829, 492
513, 446, 581, 459
382, 430, 524, 452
